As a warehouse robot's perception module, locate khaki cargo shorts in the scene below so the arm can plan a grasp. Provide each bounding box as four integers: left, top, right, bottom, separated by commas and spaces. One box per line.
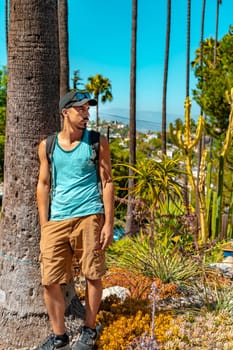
39, 213, 106, 285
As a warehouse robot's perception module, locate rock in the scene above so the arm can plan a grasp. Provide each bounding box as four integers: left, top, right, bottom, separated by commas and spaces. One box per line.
209, 262, 233, 278
102, 286, 130, 302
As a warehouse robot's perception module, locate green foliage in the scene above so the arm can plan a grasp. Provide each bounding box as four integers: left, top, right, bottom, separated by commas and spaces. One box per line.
0, 66, 7, 107
107, 236, 132, 261
209, 286, 233, 315
110, 139, 129, 220
114, 155, 185, 214
107, 233, 200, 284
86, 73, 112, 128
153, 211, 195, 247
113, 155, 187, 236
169, 118, 198, 136
192, 27, 233, 140
110, 138, 129, 164
0, 134, 5, 181
204, 91, 233, 240
85, 73, 112, 104
136, 134, 162, 160
169, 97, 204, 197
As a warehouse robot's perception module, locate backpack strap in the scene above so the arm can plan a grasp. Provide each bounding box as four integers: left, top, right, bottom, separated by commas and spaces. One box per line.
45, 132, 57, 219
89, 130, 101, 191
46, 132, 57, 164
89, 129, 100, 164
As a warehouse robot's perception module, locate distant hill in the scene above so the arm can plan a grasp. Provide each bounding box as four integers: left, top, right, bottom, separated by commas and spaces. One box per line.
90, 107, 198, 133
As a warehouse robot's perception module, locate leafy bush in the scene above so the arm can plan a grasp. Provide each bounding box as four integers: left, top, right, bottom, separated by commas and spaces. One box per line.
107, 234, 200, 284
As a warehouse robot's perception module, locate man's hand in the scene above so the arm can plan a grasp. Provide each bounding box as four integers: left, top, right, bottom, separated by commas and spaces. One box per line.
100, 223, 114, 250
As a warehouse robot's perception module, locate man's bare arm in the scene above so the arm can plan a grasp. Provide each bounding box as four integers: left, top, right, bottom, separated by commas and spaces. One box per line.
99, 135, 114, 249
36, 140, 51, 226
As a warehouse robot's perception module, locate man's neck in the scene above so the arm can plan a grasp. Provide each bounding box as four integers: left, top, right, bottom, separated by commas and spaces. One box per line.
59, 127, 85, 143
57, 129, 85, 150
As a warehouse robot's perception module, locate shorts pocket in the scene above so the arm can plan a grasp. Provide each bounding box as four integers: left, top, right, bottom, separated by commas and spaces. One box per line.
85, 249, 106, 279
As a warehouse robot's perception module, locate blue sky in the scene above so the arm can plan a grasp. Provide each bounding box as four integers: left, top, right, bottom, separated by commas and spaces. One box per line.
0, 0, 233, 124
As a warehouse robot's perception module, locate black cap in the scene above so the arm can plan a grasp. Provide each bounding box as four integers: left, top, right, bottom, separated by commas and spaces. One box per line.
59, 91, 97, 112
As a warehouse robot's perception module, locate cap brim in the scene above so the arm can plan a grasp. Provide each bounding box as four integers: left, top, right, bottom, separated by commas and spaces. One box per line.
72, 98, 97, 107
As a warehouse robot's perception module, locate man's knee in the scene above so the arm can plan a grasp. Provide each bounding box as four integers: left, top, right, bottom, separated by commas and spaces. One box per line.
86, 278, 102, 288
43, 283, 61, 296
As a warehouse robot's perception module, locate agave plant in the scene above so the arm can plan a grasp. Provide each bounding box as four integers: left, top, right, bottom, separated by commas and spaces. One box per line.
107, 233, 200, 285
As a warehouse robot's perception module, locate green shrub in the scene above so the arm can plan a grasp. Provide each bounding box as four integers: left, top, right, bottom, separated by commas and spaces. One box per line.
107, 234, 200, 284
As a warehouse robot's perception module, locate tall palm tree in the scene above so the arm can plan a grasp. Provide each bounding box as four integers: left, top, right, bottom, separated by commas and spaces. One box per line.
214, 0, 222, 67
196, 0, 207, 226
162, 0, 171, 155
186, 0, 191, 98
0, 0, 60, 346
85, 74, 112, 129
58, 0, 69, 97
200, 0, 207, 70
183, 0, 191, 212
197, 0, 206, 181
125, 0, 137, 235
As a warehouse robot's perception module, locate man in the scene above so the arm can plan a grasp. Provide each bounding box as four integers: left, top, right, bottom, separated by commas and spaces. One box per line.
36, 90, 114, 350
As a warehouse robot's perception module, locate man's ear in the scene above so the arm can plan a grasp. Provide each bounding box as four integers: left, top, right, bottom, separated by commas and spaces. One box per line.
62, 108, 68, 117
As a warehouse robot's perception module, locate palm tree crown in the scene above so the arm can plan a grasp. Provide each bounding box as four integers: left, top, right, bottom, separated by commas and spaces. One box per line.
85, 74, 113, 129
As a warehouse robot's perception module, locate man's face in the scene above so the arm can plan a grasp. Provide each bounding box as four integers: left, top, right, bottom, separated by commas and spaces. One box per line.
63, 102, 90, 129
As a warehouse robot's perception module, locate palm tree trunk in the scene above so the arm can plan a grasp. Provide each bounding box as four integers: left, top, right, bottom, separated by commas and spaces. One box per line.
58, 0, 70, 97
186, 0, 191, 98
214, 0, 222, 68
196, 0, 206, 227
0, 0, 60, 346
125, 0, 137, 235
162, 0, 171, 155
96, 94, 100, 130
183, 0, 191, 212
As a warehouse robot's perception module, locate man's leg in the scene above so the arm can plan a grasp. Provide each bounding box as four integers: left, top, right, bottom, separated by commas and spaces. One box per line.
72, 278, 102, 350
34, 284, 69, 349
44, 284, 66, 335
84, 278, 102, 328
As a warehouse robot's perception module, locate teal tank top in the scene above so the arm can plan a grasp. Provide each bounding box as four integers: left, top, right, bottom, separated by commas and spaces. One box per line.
50, 129, 104, 220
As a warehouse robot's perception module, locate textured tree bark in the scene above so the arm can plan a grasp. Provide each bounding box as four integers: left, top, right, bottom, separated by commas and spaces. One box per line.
58, 0, 70, 97
0, 0, 60, 344
0, 2, 86, 347
126, 0, 137, 235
